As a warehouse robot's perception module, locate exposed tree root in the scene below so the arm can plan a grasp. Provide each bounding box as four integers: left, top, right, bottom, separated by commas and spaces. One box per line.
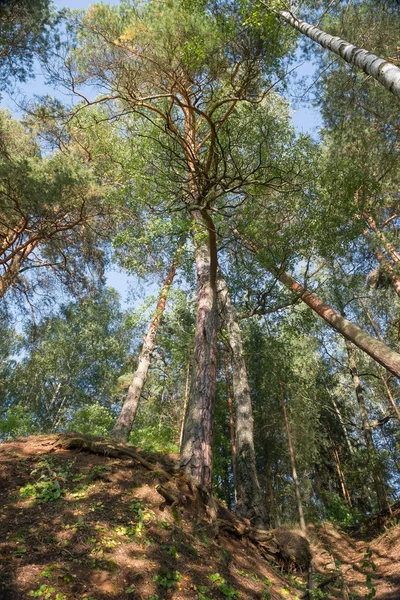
57, 433, 313, 585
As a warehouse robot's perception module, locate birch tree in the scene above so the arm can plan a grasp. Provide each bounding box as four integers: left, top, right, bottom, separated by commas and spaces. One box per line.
257, 1, 400, 99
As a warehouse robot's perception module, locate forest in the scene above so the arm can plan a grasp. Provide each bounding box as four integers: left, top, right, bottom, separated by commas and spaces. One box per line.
0, 0, 400, 599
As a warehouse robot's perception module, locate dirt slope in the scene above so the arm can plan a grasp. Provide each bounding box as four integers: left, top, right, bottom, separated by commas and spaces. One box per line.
0, 434, 399, 600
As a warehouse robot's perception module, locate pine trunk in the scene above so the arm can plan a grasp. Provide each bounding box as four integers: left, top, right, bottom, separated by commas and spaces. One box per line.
110, 253, 180, 441
276, 269, 400, 379
232, 229, 400, 379
278, 10, 400, 99
345, 341, 390, 513
180, 210, 218, 492
218, 274, 268, 527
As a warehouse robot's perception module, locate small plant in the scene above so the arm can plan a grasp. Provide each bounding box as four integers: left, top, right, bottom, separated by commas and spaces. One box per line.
28, 586, 66, 599
36, 480, 64, 502
90, 464, 112, 481
89, 501, 104, 511
153, 568, 182, 589
40, 566, 55, 579
209, 573, 239, 599
198, 585, 214, 600
20, 484, 36, 498
161, 544, 179, 559
260, 591, 271, 600
360, 548, 377, 599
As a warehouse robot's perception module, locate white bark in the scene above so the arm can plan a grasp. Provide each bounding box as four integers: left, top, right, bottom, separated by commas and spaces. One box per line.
279, 10, 400, 100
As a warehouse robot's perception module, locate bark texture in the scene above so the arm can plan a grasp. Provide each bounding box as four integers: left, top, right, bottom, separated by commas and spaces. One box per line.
232, 228, 400, 378
276, 269, 400, 379
278, 10, 400, 99
111, 253, 180, 442
218, 274, 269, 527
279, 380, 306, 534
224, 351, 237, 504
180, 210, 218, 492
345, 341, 390, 513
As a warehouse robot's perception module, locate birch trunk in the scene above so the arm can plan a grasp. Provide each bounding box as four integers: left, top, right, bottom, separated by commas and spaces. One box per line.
279, 379, 306, 534
218, 274, 269, 527
180, 210, 218, 492
278, 10, 400, 99
345, 341, 390, 513
110, 252, 180, 441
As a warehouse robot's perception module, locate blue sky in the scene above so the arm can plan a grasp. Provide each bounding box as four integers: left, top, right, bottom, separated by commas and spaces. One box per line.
2, 0, 321, 307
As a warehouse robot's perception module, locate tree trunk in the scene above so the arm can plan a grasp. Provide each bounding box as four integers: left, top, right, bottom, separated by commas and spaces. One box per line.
276, 269, 400, 379
179, 360, 191, 452
330, 395, 354, 455
332, 444, 352, 507
363, 229, 400, 298
277, 9, 400, 99
110, 250, 181, 441
232, 229, 400, 379
345, 341, 390, 513
223, 350, 237, 505
218, 274, 268, 527
364, 214, 400, 264
180, 210, 218, 492
355, 294, 400, 421
279, 379, 306, 534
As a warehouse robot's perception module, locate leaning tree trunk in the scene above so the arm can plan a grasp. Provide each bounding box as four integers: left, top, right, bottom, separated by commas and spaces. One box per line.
276, 9, 400, 99
180, 210, 218, 492
218, 274, 269, 527
279, 379, 306, 534
276, 269, 400, 379
232, 228, 400, 379
110, 250, 181, 441
345, 341, 390, 513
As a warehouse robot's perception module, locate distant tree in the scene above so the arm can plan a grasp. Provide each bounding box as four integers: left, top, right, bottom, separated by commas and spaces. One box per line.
0, 288, 133, 435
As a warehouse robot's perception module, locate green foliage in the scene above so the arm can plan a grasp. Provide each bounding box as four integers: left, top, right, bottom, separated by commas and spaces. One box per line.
323, 493, 356, 527
153, 569, 182, 589
19, 457, 66, 503
209, 573, 239, 599
68, 403, 115, 437
28, 584, 66, 599
360, 548, 377, 599
1, 289, 133, 437
0, 0, 57, 89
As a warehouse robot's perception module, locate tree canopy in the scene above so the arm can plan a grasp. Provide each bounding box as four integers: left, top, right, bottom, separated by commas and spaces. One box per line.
1, 0, 400, 561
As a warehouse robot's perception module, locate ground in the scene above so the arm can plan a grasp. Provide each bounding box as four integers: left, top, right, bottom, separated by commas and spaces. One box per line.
0, 435, 399, 600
